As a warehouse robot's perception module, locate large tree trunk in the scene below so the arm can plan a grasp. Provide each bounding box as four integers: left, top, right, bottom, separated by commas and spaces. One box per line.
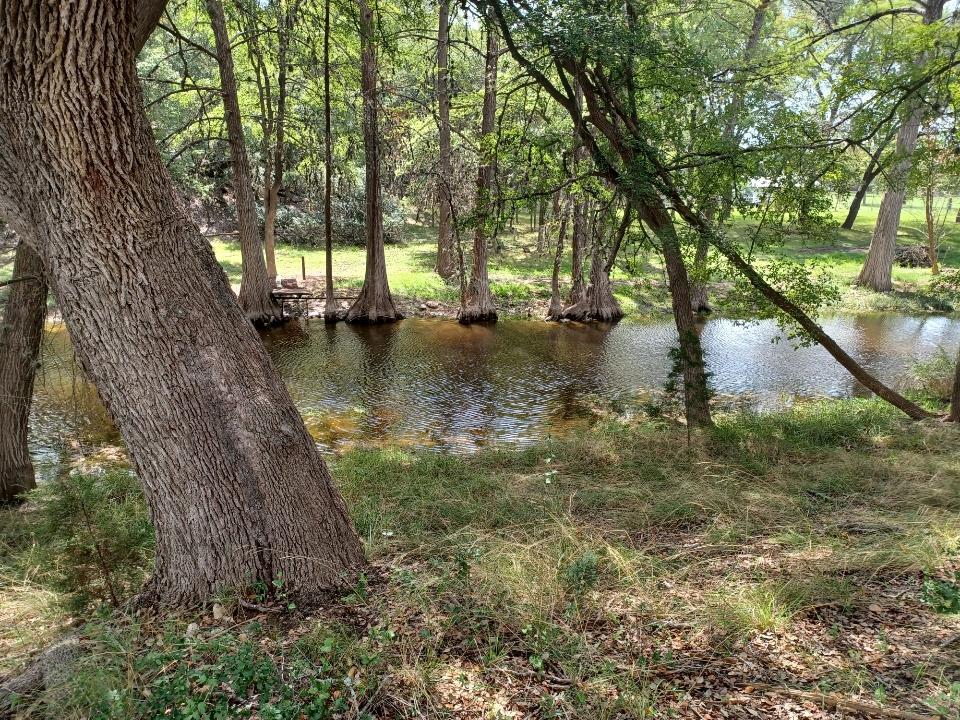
0, 241, 47, 503
207, 0, 282, 326
562, 202, 628, 323
435, 0, 456, 280
639, 204, 712, 428
323, 0, 338, 321
459, 14, 498, 324
563, 196, 588, 311
347, 0, 402, 323
856, 0, 944, 291
0, 0, 364, 604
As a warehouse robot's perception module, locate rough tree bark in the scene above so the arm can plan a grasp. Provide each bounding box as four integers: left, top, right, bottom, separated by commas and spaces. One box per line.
323, 0, 338, 321
689, 0, 770, 312
561, 202, 628, 323
0, 242, 47, 503
546, 195, 571, 321
435, 0, 456, 280
347, 0, 402, 323
207, 0, 282, 326
459, 14, 498, 324
0, 0, 365, 604
639, 204, 712, 427
856, 0, 944, 291
563, 196, 589, 312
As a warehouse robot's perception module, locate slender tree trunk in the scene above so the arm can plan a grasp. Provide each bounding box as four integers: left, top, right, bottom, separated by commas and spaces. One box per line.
638, 203, 712, 427
841, 154, 883, 230
0, 0, 365, 604
546, 196, 570, 321
949, 346, 960, 422
690, 0, 770, 310
262, 4, 295, 287
207, 0, 281, 326
323, 0, 338, 321
925, 184, 939, 274
459, 14, 498, 324
347, 0, 402, 323
435, 0, 456, 280
857, 0, 944, 292
0, 241, 47, 503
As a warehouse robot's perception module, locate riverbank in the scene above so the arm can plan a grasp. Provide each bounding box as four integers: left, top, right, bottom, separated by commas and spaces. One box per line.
211, 195, 960, 322
2, 399, 959, 718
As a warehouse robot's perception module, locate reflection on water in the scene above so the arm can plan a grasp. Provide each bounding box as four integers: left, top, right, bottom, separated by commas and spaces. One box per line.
30, 314, 960, 463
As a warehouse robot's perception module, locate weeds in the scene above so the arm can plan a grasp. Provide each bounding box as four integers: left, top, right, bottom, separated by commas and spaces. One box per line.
2, 399, 958, 717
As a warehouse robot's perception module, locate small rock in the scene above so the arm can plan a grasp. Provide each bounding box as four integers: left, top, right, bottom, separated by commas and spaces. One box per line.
425, 300, 441, 309
212, 603, 227, 620
185, 622, 200, 638
419, 304, 427, 311
868, 603, 882, 613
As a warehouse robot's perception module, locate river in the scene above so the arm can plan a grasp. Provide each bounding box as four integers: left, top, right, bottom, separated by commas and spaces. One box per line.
28, 313, 960, 473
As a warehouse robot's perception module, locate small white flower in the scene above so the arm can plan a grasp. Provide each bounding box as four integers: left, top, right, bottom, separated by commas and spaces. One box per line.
545, 478, 552, 484
381, 530, 395, 538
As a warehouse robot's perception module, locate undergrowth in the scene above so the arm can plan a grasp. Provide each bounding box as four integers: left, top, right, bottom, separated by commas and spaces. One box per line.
1, 399, 959, 718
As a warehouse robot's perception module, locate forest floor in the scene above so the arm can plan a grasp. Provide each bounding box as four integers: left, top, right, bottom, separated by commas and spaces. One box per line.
2, 399, 959, 719
210, 193, 960, 322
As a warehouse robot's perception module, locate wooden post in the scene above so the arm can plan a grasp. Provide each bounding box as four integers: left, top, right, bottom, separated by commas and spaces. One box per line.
301, 255, 306, 282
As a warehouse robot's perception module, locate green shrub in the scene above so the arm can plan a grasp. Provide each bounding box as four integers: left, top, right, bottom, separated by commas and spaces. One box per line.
30, 470, 153, 611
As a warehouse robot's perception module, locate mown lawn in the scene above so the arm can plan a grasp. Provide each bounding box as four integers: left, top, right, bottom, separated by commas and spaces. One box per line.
210, 193, 960, 320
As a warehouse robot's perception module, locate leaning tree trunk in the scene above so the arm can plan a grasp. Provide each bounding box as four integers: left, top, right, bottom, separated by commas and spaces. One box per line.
639, 203, 712, 428
347, 0, 402, 323
857, 0, 944, 292
0, 0, 365, 605
841, 152, 884, 230
435, 0, 456, 280
0, 241, 47, 503
323, 0, 338, 321
207, 0, 281, 325
459, 14, 498, 324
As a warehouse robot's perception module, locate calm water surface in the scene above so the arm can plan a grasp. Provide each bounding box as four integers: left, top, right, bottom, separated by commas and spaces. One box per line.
29, 314, 960, 470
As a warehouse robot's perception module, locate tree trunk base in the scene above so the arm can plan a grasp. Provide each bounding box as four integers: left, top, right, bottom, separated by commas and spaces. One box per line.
458, 306, 498, 325
689, 284, 712, 314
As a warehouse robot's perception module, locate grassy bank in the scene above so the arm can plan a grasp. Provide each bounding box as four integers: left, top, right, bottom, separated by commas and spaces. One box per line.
2, 400, 959, 718
208, 193, 960, 321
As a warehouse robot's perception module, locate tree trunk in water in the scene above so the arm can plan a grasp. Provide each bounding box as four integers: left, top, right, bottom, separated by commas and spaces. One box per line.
435, 0, 456, 280
347, 0, 402, 323
638, 203, 712, 427
0, 0, 365, 604
0, 241, 47, 503
562, 203, 628, 323
207, 0, 281, 326
546, 197, 570, 321
459, 14, 498, 324
323, 0, 338, 321
857, 0, 944, 292
949, 346, 960, 422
